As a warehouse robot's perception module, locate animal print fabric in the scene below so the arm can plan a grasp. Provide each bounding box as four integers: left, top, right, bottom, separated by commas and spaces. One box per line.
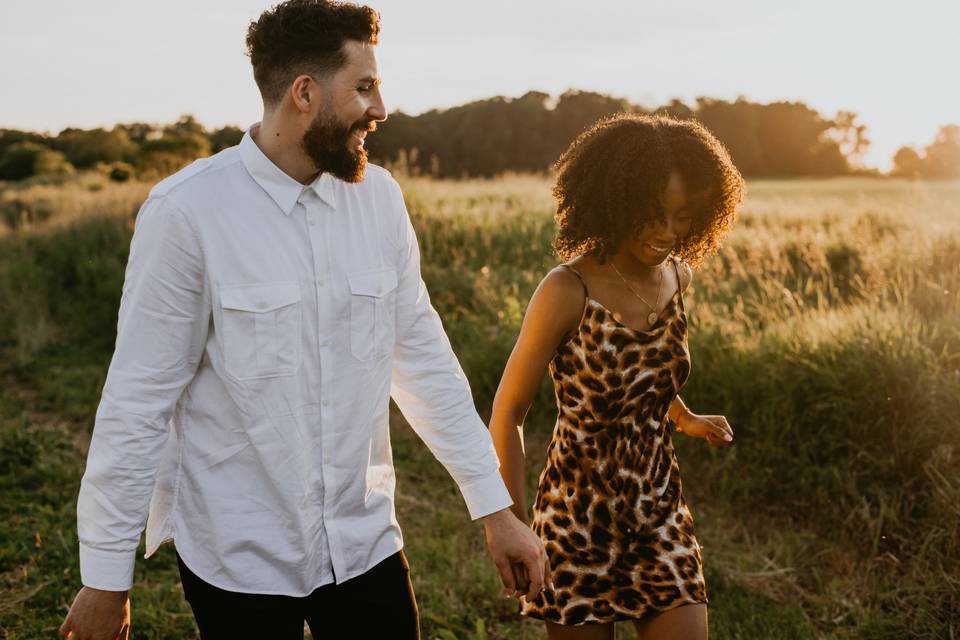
520, 258, 707, 626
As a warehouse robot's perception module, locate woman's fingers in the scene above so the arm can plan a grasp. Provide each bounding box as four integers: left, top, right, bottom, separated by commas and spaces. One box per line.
707, 416, 734, 442
706, 432, 726, 447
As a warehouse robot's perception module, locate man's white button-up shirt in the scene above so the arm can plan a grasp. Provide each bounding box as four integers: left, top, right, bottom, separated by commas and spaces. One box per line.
77, 126, 513, 595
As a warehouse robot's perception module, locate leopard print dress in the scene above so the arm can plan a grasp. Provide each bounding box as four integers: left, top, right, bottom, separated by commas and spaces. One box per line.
520, 257, 708, 626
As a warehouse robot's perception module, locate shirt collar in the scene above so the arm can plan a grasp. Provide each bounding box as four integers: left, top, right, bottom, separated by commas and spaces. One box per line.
239, 124, 338, 216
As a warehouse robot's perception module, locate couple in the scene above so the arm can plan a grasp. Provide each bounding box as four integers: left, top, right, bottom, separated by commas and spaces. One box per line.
60, 2, 743, 639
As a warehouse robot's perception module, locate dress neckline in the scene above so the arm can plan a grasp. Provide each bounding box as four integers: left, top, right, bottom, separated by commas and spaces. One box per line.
584, 288, 681, 335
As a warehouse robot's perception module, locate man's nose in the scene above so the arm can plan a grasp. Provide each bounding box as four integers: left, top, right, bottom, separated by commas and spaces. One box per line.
368, 89, 388, 123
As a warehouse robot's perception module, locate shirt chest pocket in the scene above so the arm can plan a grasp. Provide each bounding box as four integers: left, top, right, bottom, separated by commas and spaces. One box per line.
347, 268, 399, 361
219, 282, 302, 380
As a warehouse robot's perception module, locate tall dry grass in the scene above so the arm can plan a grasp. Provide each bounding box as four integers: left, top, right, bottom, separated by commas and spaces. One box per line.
0, 173, 957, 638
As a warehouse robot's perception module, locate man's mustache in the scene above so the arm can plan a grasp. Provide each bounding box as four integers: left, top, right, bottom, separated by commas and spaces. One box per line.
353, 120, 377, 134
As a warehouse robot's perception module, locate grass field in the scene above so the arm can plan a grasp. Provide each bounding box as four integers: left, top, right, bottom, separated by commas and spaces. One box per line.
0, 173, 958, 639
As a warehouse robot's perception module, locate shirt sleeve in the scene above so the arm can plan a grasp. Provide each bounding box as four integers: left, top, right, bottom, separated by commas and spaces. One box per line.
388, 185, 513, 521
77, 195, 210, 591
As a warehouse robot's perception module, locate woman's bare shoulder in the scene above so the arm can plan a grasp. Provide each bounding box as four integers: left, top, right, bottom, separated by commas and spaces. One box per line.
538, 263, 587, 303
524, 263, 588, 335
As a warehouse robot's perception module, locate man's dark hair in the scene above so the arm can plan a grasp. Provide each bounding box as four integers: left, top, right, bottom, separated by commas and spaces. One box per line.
245, 0, 380, 106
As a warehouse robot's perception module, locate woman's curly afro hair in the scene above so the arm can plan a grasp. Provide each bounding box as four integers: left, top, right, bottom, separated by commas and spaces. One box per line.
552, 113, 744, 267
246, 0, 380, 106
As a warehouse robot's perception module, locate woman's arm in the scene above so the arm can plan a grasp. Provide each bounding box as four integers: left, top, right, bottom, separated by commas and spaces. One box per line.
667, 262, 734, 446
669, 395, 734, 445
489, 267, 586, 522
667, 395, 692, 429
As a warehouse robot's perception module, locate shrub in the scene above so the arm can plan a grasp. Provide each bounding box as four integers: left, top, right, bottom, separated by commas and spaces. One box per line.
0, 142, 74, 181
106, 161, 135, 182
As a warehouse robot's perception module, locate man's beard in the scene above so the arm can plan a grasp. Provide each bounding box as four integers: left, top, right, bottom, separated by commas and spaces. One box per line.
302, 109, 373, 183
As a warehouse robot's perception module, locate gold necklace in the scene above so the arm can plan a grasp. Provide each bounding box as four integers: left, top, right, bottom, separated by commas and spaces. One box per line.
610, 261, 664, 326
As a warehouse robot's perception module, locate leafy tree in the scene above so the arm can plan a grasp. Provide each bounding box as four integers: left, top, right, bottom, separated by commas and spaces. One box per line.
892, 146, 923, 178
890, 125, 960, 179
826, 111, 870, 167
549, 90, 637, 155
367, 90, 636, 177
116, 122, 160, 144
54, 127, 137, 169
209, 126, 244, 153
655, 99, 696, 121
0, 129, 53, 158
369, 93, 859, 178
694, 98, 766, 176
922, 124, 960, 179
137, 115, 211, 176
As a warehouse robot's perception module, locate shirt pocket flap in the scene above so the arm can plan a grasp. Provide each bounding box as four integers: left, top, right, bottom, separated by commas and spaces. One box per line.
347, 269, 398, 298
220, 282, 301, 313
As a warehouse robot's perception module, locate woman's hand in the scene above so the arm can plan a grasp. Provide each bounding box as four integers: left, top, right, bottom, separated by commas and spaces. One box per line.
676, 411, 734, 447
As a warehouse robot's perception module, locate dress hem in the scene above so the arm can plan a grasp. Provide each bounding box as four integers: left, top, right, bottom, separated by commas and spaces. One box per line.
519, 597, 709, 626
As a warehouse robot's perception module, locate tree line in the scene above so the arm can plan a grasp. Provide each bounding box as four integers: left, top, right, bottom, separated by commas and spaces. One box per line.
1, 92, 957, 181
0, 116, 243, 182
364, 91, 957, 179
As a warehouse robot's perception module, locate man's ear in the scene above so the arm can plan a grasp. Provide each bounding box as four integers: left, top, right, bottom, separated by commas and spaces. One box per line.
290, 74, 315, 114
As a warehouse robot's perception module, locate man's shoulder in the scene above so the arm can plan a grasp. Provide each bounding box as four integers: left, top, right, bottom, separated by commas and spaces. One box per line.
148, 146, 242, 204
362, 162, 394, 183
355, 163, 401, 195
341, 163, 405, 214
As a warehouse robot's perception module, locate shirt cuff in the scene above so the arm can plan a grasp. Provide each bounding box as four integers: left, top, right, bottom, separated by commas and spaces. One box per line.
79, 543, 136, 591
458, 471, 514, 520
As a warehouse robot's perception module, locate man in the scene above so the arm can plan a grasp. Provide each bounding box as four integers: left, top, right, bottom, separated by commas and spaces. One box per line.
59, 2, 547, 638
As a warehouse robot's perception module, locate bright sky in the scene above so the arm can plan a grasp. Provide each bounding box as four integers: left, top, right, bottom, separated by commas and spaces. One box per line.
2, 1, 958, 171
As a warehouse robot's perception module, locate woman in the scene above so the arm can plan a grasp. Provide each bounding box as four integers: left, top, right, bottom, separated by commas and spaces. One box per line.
490, 114, 744, 639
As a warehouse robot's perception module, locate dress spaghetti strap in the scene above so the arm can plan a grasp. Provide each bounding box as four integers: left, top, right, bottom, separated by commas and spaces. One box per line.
558, 264, 589, 341
672, 256, 686, 313
559, 263, 589, 298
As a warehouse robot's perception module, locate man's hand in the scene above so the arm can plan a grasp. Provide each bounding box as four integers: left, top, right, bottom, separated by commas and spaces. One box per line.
482, 508, 551, 600
59, 586, 130, 640
677, 412, 734, 447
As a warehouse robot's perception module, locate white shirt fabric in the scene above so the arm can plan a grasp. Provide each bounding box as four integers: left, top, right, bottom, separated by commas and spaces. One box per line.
77, 125, 513, 595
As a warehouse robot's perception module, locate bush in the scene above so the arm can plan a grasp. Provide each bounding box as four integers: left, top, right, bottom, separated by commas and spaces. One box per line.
106, 161, 135, 182
0, 142, 74, 181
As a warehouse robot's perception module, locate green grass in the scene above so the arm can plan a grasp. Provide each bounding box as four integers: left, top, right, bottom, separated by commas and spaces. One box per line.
0, 175, 958, 639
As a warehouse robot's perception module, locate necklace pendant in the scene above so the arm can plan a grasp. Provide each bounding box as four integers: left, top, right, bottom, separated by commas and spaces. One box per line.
647, 311, 658, 325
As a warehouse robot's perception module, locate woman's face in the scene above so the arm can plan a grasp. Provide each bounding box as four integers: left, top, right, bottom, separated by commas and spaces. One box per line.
623, 170, 694, 266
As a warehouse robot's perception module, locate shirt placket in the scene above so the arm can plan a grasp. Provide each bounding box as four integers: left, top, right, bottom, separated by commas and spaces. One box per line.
299, 187, 337, 580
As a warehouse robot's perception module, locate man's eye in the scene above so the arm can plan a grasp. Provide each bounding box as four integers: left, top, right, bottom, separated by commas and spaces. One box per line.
359, 85, 372, 92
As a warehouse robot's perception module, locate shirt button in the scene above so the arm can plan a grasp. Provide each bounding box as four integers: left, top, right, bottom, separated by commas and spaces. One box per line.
317, 279, 325, 287
309, 218, 317, 226
321, 339, 330, 347
322, 399, 330, 407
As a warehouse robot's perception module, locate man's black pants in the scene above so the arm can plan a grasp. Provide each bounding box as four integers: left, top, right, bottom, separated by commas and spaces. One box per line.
176, 550, 420, 639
